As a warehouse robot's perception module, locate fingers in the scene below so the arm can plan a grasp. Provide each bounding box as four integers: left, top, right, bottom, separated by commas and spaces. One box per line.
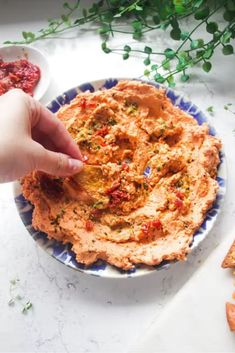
26, 94, 83, 160
32, 142, 84, 177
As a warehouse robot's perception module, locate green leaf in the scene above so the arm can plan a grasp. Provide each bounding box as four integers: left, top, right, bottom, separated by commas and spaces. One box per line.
193, 0, 205, 9
202, 61, 212, 72
22, 31, 28, 40
144, 69, 150, 76
123, 45, 131, 52
101, 42, 111, 54
132, 20, 142, 31
176, 62, 185, 71
196, 49, 205, 58
152, 15, 160, 25
194, 6, 210, 20
170, 17, 179, 29
190, 39, 204, 49
203, 48, 213, 59
74, 17, 85, 25
98, 24, 110, 35
164, 48, 175, 59
167, 75, 175, 87
133, 31, 142, 40
197, 39, 204, 47
22, 32, 35, 43
154, 73, 165, 84
206, 106, 214, 114
135, 5, 143, 11
144, 46, 152, 54
61, 14, 68, 22
221, 32, 232, 44
89, 3, 99, 14
180, 31, 189, 40
170, 28, 181, 40
227, 0, 235, 11
63, 2, 70, 9
213, 32, 221, 42
181, 74, 190, 82
206, 22, 218, 34
3, 41, 12, 44
162, 58, 170, 70
224, 10, 235, 22
123, 52, 129, 60
151, 64, 158, 70
82, 8, 87, 18
143, 57, 151, 66
101, 12, 113, 23
190, 40, 199, 49
174, 2, 187, 14
222, 45, 234, 55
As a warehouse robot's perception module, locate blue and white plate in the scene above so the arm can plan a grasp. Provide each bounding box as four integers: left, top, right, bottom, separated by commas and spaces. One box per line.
13, 78, 226, 278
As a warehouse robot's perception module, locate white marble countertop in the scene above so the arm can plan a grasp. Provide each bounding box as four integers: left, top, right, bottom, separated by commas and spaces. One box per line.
0, 1, 235, 352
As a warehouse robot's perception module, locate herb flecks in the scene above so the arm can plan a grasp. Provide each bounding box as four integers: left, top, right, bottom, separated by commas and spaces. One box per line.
93, 201, 104, 209
50, 208, 65, 226
8, 278, 33, 314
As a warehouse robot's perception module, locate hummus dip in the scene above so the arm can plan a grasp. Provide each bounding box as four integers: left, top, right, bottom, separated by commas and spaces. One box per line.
22, 80, 221, 270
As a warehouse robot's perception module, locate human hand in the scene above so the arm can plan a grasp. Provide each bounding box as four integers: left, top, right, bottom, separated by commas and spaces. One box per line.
0, 89, 84, 183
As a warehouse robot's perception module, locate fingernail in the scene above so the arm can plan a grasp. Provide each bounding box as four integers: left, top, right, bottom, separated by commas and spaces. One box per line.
82, 155, 88, 162
68, 159, 84, 172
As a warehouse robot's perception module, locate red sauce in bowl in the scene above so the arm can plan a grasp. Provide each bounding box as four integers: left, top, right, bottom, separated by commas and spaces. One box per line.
0, 58, 40, 96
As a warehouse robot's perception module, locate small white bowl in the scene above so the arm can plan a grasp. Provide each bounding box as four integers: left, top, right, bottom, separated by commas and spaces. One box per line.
0, 45, 50, 100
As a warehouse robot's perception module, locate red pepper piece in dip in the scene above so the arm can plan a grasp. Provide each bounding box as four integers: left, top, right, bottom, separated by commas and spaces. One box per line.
141, 219, 162, 238
85, 220, 94, 231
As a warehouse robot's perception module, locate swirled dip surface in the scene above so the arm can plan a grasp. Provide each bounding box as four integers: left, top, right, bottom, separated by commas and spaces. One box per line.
22, 81, 221, 270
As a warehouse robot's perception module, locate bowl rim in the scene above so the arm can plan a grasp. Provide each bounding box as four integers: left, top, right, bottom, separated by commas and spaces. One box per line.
0, 44, 50, 101
14, 77, 227, 279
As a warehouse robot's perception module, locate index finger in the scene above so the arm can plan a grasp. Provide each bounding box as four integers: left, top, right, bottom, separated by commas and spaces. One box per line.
29, 97, 83, 161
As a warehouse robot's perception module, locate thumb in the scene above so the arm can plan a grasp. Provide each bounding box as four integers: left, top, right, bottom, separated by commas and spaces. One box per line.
33, 143, 84, 176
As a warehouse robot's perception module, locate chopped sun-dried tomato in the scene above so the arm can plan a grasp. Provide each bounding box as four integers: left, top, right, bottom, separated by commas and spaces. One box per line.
79, 97, 87, 109
121, 161, 129, 171
95, 126, 109, 137
141, 219, 162, 236
90, 208, 103, 220
175, 198, 183, 208
79, 98, 96, 110
109, 189, 130, 206
100, 141, 107, 147
176, 191, 184, 200
87, 102, 97, 108
85, 220, 94, 231
106, 182, 121, 194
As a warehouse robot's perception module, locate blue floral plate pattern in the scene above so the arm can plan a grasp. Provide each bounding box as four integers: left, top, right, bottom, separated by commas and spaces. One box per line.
13, 78, 226, 278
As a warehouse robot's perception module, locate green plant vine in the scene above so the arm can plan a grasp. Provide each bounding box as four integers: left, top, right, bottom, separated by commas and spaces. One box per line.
3, 0, 235, 86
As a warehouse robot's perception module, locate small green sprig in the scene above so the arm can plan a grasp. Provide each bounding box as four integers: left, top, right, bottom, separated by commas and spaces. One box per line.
206, 105, 214, 115
103, 1, 235, 86
224, 102, 235, 114
8, 278, 33, 314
